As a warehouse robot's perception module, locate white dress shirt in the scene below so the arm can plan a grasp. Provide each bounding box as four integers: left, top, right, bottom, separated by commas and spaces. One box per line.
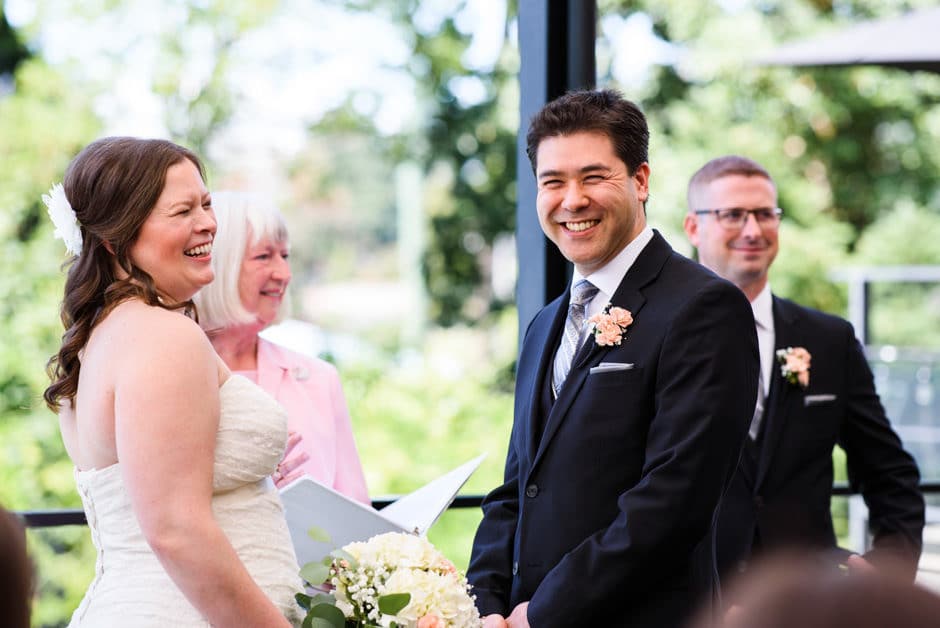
751, 283, 775, 397
569, 226, 655, 346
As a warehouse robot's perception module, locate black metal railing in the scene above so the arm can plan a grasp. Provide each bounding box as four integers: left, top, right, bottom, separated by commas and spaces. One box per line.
831, 481, 940, 496
17, 494, 488, 528
17, 484, 940, 529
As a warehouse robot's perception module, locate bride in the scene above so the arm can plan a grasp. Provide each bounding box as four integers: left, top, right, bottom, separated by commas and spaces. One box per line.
43, 137, 302, 626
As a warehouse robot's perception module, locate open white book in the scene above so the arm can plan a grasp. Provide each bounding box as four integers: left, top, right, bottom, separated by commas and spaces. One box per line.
279, 453, 486, 566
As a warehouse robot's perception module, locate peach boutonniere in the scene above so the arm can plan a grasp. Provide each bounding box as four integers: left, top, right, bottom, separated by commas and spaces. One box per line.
776, 346, 811, 388
588, 305, 634, 347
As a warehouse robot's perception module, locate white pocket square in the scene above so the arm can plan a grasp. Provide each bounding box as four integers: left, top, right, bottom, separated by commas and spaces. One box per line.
804, 393, 837, 406
590, 362, 635, 374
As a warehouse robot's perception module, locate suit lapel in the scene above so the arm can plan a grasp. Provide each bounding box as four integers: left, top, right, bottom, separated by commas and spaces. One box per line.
755, 296, 801, 489
531, 232, 669, 471
524, 295, 568, 461
256, 339, 289, 401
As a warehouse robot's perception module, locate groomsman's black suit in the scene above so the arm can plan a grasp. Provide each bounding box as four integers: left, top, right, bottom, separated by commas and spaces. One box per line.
468, 231, 759, 628
717, 295, 924, 579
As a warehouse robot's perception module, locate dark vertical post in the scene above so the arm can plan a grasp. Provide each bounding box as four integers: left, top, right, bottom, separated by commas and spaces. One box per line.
516, 0, 597, 344
846, 273, 871, 344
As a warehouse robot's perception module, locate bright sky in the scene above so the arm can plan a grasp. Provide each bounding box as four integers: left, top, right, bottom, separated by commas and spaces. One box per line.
600, 12, 678, 86
7, 0, 507, 151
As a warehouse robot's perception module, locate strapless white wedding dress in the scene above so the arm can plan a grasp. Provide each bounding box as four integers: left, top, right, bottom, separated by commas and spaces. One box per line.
68, 375, 303, 627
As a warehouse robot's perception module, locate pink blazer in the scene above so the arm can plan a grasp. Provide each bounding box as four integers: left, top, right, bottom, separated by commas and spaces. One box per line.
257, 338, 369, 503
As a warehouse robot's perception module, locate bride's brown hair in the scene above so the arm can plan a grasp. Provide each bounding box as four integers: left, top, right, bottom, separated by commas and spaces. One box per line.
43, 137, 206, 412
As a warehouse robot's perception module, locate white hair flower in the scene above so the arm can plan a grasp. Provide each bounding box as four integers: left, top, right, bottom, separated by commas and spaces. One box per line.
43, 183, 83, 256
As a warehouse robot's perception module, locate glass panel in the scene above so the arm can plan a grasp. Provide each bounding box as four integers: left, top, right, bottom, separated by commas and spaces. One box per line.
868, 346, 940, 482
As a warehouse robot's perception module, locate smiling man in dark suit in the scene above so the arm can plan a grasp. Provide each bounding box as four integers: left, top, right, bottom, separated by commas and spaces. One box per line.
466, 90, 759, 628
683, 155, 924, 583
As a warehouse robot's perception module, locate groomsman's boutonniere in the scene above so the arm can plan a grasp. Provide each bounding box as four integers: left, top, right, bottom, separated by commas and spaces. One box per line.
588, 305, 633, 347
776, 346, 811, 388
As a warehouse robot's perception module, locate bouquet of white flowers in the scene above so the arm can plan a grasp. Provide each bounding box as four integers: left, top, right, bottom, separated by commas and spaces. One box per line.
298, 531, 482, 628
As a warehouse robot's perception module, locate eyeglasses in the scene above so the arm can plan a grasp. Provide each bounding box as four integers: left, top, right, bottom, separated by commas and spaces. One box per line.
693, 207, 783, 230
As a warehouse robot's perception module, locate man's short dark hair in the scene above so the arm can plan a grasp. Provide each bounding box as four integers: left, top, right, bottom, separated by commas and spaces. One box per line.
525, 89, 649, 175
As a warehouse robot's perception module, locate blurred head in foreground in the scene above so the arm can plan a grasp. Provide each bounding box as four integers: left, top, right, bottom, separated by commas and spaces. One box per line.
693, 553, 940, 628
0, 505, 33, 628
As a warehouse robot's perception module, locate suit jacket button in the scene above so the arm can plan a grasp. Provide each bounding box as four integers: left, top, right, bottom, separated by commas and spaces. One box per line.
525, 484, 539, 498
754, 495, 764, 509
512, 561, 519, 575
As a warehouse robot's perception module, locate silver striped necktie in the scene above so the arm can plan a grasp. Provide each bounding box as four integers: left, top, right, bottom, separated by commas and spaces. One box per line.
748, 368, 767, 440
749, 320, 770, 440
552, 279, 599, 397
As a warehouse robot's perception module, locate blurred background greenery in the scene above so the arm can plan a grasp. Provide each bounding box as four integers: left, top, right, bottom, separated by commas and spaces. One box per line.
2, 0, 939, 625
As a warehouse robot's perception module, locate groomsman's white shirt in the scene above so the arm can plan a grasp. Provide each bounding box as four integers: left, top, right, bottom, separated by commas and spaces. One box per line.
751, 283, 774, 397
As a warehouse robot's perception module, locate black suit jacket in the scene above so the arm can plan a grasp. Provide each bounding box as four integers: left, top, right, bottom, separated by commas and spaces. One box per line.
467, 232, 759, 627
717, 295, 924, 579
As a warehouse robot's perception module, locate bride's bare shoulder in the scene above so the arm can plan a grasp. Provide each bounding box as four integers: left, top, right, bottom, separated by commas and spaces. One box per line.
97, 300, 210, 355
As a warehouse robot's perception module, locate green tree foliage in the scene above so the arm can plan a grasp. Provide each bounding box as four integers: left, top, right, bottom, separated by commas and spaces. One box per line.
0, 0, 30, 75
600, 0, 940, 324
152, 1, 283, 155
333, 0, 940, 329
342, 313, 517, 567
1, 3, 282, 623
0, 54, 100, 626
335, 0, 520, 326
855, 203, 940, 346
284, 117, 401, 291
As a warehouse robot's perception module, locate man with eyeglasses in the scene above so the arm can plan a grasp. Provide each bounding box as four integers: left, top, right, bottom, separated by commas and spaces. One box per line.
683, 154, 924, 583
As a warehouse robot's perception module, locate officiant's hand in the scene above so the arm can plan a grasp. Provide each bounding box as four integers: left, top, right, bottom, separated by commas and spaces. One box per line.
273, 431, 310, 488
506, 602, 529, 628
482, 614, 508, 627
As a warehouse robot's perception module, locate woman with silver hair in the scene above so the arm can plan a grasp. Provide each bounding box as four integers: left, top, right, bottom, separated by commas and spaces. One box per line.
194, 191, 368, 503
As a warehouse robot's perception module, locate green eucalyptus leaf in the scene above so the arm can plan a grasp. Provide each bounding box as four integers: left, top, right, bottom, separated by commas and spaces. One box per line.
303, 616, 339, 628
310, 592, 336, 606
307, 526, 332, 543
305, 602, 346, 628
300, 561, 331, 585
295, 592, 313, 611
377, 592, 411, 616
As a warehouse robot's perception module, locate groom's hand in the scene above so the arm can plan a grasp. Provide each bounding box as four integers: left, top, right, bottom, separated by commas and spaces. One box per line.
482, 614, 508, 628
507, 602, 530, 628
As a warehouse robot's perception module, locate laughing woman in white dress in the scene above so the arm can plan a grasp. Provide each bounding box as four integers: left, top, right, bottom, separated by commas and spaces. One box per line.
43, 137, 302, 627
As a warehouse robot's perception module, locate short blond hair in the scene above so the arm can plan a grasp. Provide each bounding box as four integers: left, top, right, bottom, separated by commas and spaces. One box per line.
194, 190, 291, 331
687, 155, 775, 212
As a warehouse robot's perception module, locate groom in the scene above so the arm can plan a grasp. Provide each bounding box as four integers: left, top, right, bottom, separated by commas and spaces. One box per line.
467, 90, 759, 628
